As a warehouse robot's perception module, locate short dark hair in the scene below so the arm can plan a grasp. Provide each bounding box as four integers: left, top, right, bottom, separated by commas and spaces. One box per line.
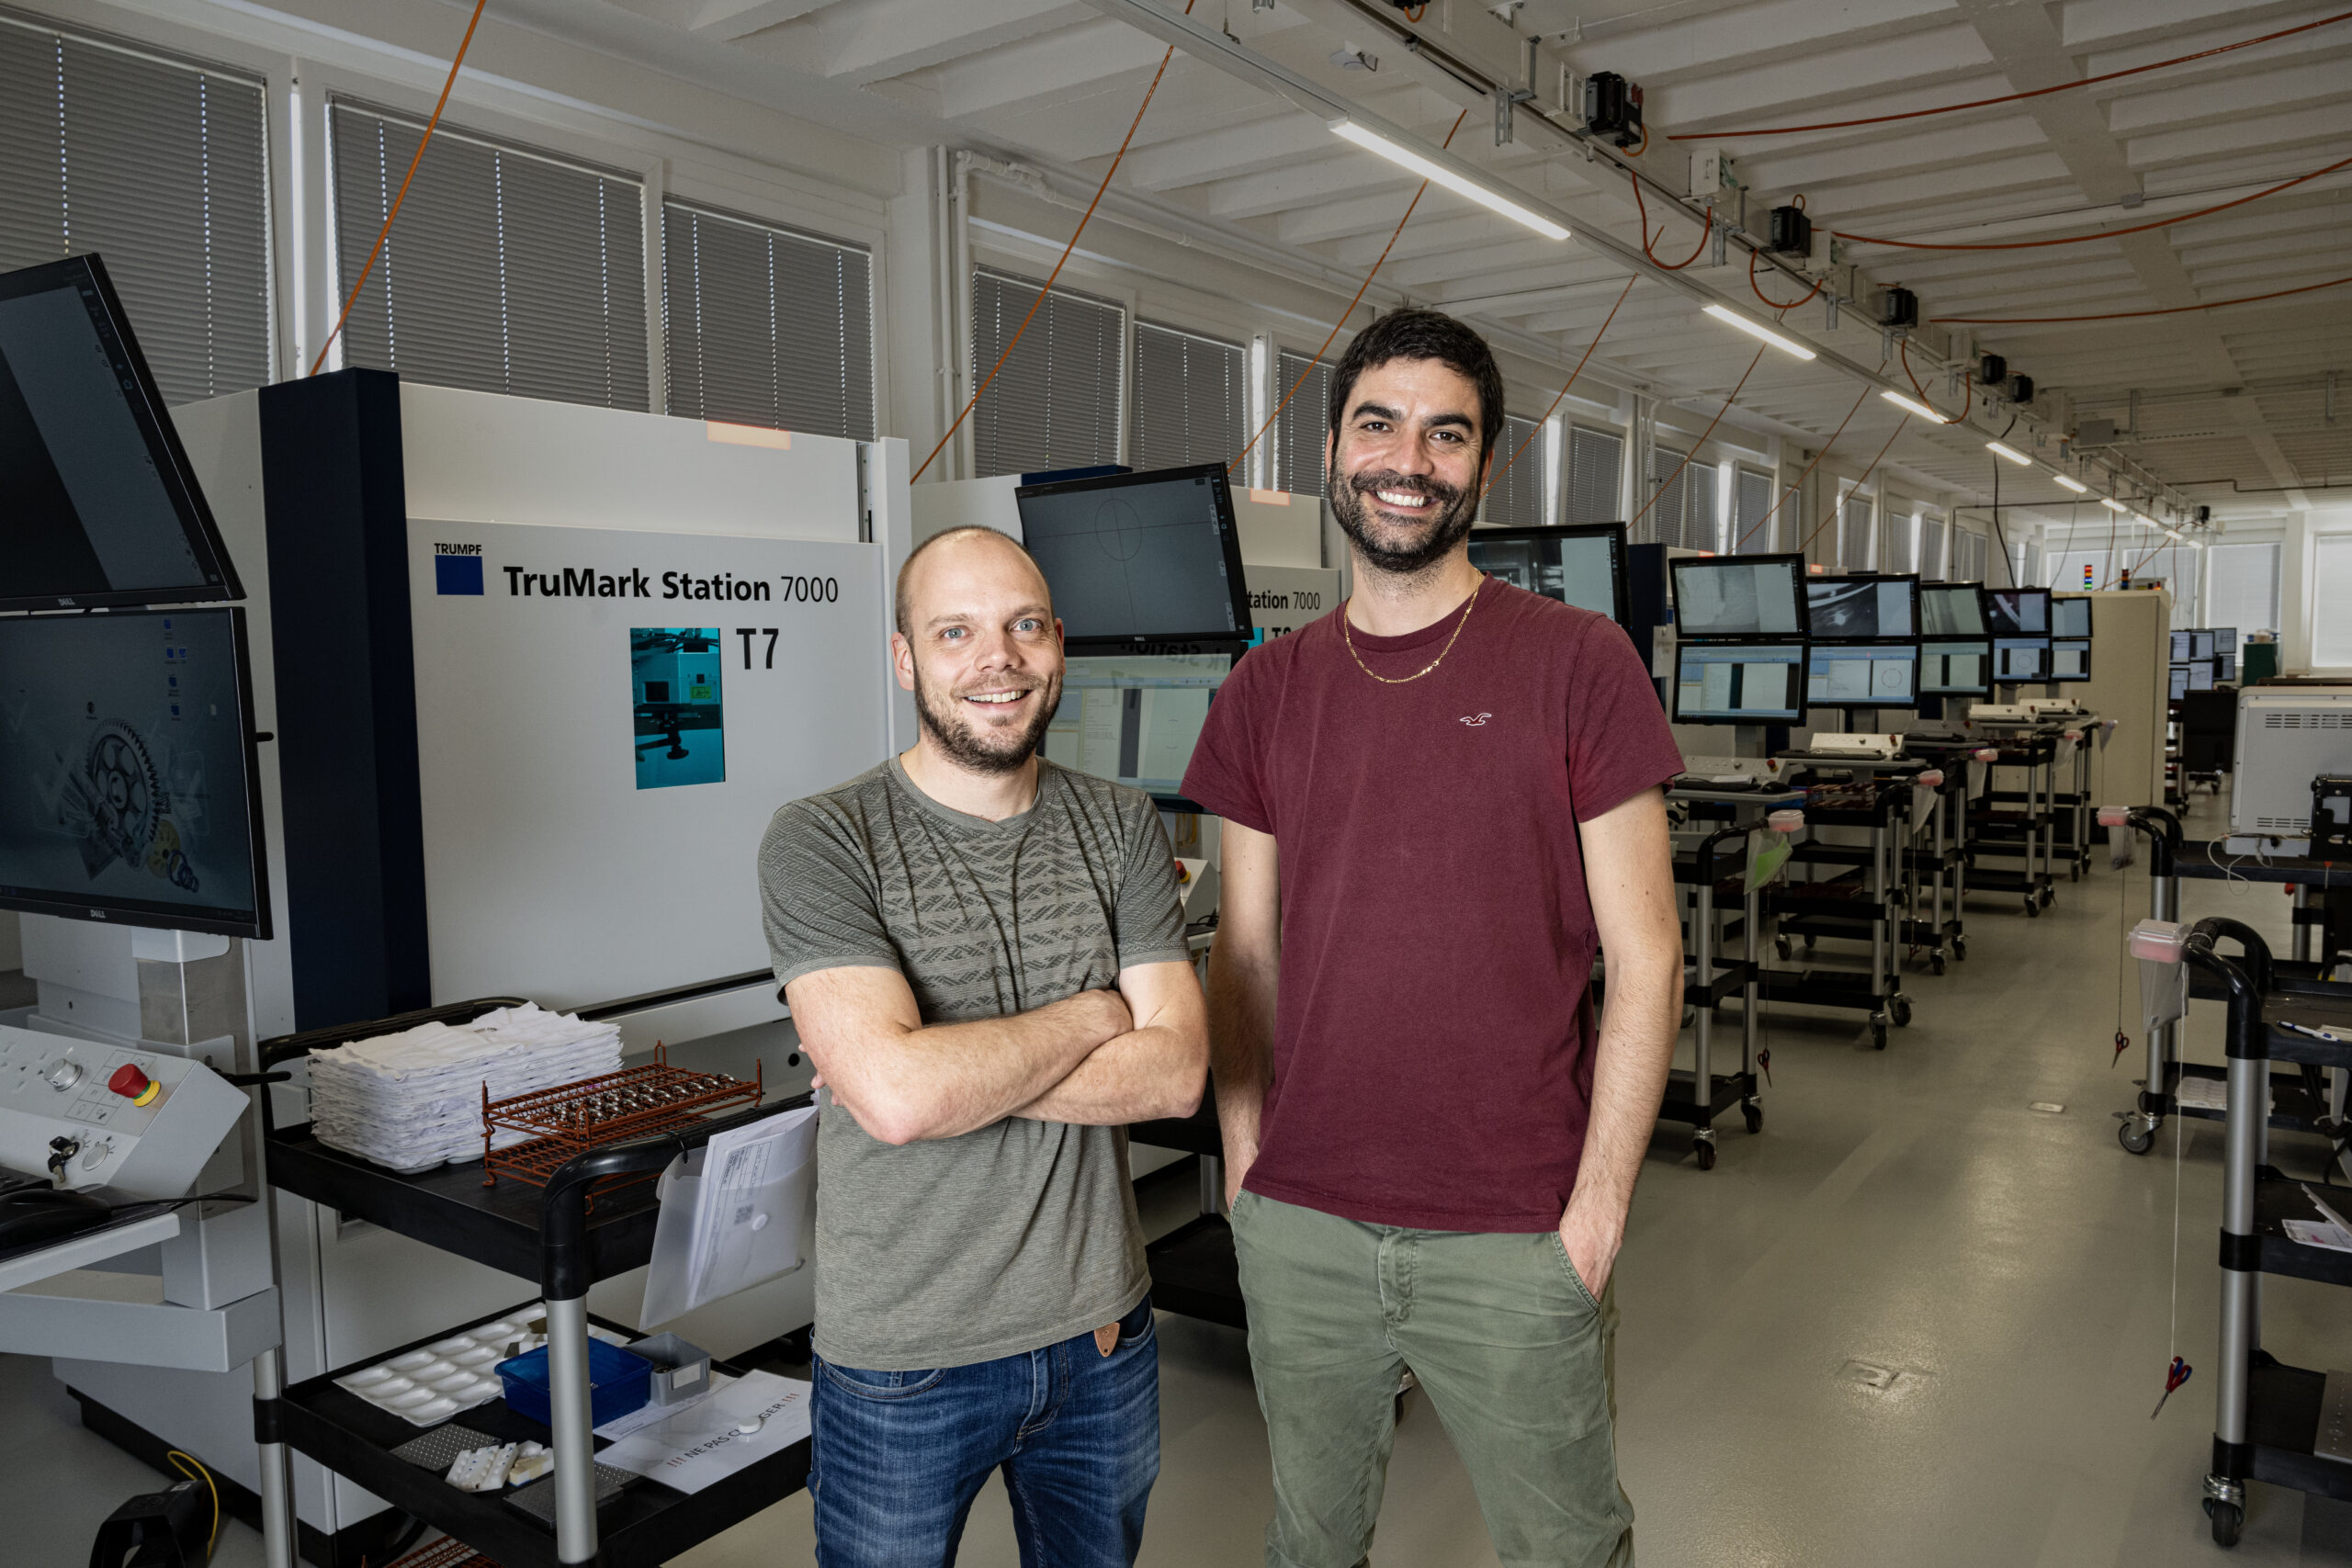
894, 525, 1046, 636
1327, 308, 1506, 468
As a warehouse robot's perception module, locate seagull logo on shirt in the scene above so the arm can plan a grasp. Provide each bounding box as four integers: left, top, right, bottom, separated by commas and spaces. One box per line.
1459, 713, 1493, 728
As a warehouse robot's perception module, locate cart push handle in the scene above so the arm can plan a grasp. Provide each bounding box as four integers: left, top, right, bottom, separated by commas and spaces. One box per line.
2175, 918, 2275, 1061
2097, 805, 2182, 874
1692, 822, 1750, 886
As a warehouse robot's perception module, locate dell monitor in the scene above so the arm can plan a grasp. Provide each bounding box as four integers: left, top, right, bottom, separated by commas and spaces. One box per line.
1806, 642, 1919, 709
2052, 596, 2092, 640
1921, 640, 1993, 698
2189, 630, 2217, 661
2170, 630, 2194, 661
1984, 588, 2050, 637
1672, 642, 1807, 725
1044, 651, 1233, 807
2169, 664, 2190, 702
1, 254, 243, 611
0, 608, 270, 938
2050, 639, 2092, 682
1920, 583, 1988, 637
1014, 464, 1252, 649
1669, 555, 1808, 639
2214, 627, 2238, 656
1804, 574, 1918, 640
1993, 637, 2050, 683
1465, 524, 1628, 624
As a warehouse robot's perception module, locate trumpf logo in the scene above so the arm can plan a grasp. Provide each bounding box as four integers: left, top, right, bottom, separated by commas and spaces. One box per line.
435, 542, 485, 595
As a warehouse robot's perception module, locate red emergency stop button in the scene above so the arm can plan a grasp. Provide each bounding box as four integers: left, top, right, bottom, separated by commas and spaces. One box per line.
109, 1064, 160, 1107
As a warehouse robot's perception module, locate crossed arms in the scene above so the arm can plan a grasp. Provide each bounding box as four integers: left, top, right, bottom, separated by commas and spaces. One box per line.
785, 960, 1208, 1146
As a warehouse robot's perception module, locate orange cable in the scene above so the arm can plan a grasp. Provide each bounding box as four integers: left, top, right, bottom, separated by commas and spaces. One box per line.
1628, 165, 1713, 271
1666, 9, 2352, 139
1483, 273, 1640, 499
1736, 384, 1870, 550
1840, 152, 2352, 251
915, 1, 1196, 482
308, 0, 488, 376
1750, 247, 1824, 310
1228, 108, 1469, 478
1898, 335, 1973, 424
1626, 345, 1766, 533
1797, 414, 1910, 556
1932, 270, 2352, 323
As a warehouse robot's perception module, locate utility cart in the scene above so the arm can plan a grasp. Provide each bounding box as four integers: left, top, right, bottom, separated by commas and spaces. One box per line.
1962, 723, 2062, 916
1661, 803, 1783, 1169
1754, 773, 1914, 1050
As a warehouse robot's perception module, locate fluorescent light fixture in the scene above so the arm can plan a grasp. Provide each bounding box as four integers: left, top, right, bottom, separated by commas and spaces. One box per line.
1986, 441, 2032, 467
2052, 474, 2088, 493
1702, 304, 1816, 360
2165, 529, 2182, 542
1329, 121, 1569, 240
1880, 389, 1947, 423
2100, 498, 2129, 513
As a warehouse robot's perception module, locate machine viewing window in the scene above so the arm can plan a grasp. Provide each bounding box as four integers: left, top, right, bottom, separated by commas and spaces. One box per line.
2170, 664, 2190, 701
633, 627, 726, 789
1920, 640, 1992, 698
1806, 642, 1918, 708
2052, 596, 2092, 639
1804, 575, 1917, 640
1994, 637, 2050, 682
2185, 658, 2216, 693
2189, 630, 2217, 661
1015, 464, 1252, 646
1464, 524, 1628, 624
1670, 555, 1808, 639
2050, 639, 2091, 682
1045, 652, 1233, 803
0, 608, 269, 939
1672, 642, 1807, 725
0, 254, 243, 611
1920, 583, 1987, 637
1984, 588, 2050, 637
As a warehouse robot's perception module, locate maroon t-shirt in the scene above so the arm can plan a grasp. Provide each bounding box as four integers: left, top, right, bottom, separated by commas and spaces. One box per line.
1182, 578, 1685, 1233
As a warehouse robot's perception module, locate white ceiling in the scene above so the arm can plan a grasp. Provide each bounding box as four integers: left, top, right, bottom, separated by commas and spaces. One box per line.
564, 0, 2350, 528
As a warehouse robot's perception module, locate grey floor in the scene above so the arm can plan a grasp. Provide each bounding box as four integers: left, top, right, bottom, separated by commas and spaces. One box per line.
10, 783, 2352, 1564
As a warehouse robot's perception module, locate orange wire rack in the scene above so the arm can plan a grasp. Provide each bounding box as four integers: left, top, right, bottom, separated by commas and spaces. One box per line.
385, 1537, 500, 1568
479, 1043, 763, 1194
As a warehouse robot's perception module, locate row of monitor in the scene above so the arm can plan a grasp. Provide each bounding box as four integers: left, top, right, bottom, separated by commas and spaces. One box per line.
1670, 637, 2090, 724
2172, 628, 2238, 662
2170, 657, 2237, 699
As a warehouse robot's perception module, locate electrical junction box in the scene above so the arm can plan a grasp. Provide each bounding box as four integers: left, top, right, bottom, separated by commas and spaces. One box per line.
2075, 417, 2119, 446
1978, 353, 2008, 387
1689, 149, 1742, 198
1583, 72, 1643, 148
1879, 288, 1918, 328
2007, 374, 2035, 404
1766, 205, 1811, 256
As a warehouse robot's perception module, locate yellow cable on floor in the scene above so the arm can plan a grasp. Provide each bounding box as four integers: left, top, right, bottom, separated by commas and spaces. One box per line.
164, 1450, 220, 1562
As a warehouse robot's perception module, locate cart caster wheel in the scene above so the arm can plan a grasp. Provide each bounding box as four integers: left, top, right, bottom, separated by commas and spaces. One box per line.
2119, 1120, 2155, 1156
1870, 1015, 1889, 1050
2024, 897, 2041, 918
1953, 937, 1968, 961
1804, 936, 1817, 953
2069, 864, 2080, 883
2205, 1497, 2244, 1548
1775, 936, 1792, 961
1930, 953, 1947, 976
1743, 1103, 1764, 1134
1693, 1136, 1717, 1171
1892, 996, 1913, 1028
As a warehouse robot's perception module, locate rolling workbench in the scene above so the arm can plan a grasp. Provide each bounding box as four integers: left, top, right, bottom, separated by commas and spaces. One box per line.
1748, 770, 1914, 1051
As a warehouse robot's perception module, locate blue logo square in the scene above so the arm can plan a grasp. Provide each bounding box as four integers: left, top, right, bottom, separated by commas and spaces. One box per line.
436, 556, 485, 595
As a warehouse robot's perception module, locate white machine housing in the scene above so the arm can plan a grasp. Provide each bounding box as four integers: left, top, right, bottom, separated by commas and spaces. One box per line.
0, 1023, 248, 1197
2228, 686, 2352, 854
1968, 703, 2032, 722
2022, 697, 2088, 717
1806, 732, 1903, 760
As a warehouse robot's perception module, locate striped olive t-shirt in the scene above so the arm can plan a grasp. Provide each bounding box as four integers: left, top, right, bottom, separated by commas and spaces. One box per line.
759, 756, 1190, 1371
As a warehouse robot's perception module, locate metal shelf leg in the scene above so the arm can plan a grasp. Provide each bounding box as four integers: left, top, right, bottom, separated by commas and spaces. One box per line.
547, 1295, 601, 1563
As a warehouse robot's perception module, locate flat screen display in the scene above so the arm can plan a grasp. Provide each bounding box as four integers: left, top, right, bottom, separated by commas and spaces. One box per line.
1985, 589, 2050, 637
2186, 659, 2216, 692
0, 255, 243, 611
2189, 630, 2216, 661
2052, 596, 2092, 639
2217, 651, 2236, 682
0, 609, 268, 938
2169, 664, 2190, 701
1921, 584, 1987, 637
2171, 630, 2194, 660
1670, 556, 1807, 639
1465, 524, 1627, 624
1806, 642, 1918, 708
2051, 639, 2091, 682
1672, 642, 1806, 724
1994, 637, 2050, 682
1014, 464, 1252, 645
1921, 640, 1992, 697
1805, 575, 1917, 640
2214, 628, 2238, 656
1044, 652, 1231, 802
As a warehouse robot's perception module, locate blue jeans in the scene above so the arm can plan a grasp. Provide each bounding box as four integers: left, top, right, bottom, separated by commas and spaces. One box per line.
811, 1295, 1159, 1568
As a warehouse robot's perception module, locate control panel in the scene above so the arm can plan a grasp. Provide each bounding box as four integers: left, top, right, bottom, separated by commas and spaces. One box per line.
0, 1024, 249, 1198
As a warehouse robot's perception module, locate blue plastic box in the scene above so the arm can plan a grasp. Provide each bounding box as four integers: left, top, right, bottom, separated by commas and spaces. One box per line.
495, 1338, 652, 1429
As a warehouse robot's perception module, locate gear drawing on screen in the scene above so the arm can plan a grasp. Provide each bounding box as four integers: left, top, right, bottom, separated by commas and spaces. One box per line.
40, 720, 202, 891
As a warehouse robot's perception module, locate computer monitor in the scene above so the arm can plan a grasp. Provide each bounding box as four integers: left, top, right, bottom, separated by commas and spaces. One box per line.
2052, 596, 2092, 639
1921, 640, 1993, 698
1669, 555, 1808, 639
2189, 630, 2217, 661
2216, 651, 2237, 682
2169, 664, 2190, 701
2186, 659, 2216, 693
1806, 642, 1919, 709
1804, 575, 1917, 640
1013, 464, 1252, 648
1671, 642, 1807, 725
1920, 583, 1988, 637
1, 254, 243, 611
1464, 524, 1628, 624
0, 608, 270, 938
2214, 627, 2238, 656
2050, 638, 2092, 682
1044, 650, 1234, 804
1984, 588, 2050, 637
2170, 630, 2194, 661
1993, 637, 2050, 683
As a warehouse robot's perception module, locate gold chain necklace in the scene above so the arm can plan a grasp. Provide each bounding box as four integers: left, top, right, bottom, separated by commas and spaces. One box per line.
1340, 579, 1482, 685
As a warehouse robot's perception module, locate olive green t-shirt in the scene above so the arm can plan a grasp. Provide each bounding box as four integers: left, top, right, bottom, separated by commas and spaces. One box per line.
759, 757, 1189, 1371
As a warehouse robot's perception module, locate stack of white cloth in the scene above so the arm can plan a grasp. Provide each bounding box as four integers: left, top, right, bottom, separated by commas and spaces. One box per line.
307, 1003, 626, 1172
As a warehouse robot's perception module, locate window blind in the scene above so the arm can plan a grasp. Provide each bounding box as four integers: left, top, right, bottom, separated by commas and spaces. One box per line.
0, 19, 269, 403
1838, 493, 1873, 570
1734, 467, 1775, 553
1131, 321, 1245, 471
1566, 425, 1623, 524
2315, 537, 2352, 668
1274, 348, 1334, 497
1486, 414, 1544, 527
969, 268, 1123, 478
330, 102, 649, 411
1878, 507, 1913, 574
662, 202, 873, 439
1920, 515, 1946, 580
2204, 542, 2279, 636
1954, 528, 1987, 582
1645, 448, 1689, 547
1687, 458, 1720, 552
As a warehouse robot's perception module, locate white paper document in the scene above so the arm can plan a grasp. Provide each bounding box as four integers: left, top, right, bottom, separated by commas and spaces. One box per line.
639, 1105, 819, 1325
595, 1371, 811, 1494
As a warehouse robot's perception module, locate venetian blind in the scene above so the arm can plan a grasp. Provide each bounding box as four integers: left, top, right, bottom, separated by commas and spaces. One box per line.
1486, 414, 1544, 527
1838, 493, 1873, 570
1566, 425, 1623, 524
969, 268, 1123, 478
1131, 321, 1245, 471
2204, 542, 2279, 637
1274, 348, 1335, 497
662, 202, 874, 439
1920, 515, 1946, 580
1734, 467, 1776, 553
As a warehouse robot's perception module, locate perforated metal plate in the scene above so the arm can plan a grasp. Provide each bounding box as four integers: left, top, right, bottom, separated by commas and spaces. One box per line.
390, 1424, 500, 1472
503, 1463, 637, 1522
